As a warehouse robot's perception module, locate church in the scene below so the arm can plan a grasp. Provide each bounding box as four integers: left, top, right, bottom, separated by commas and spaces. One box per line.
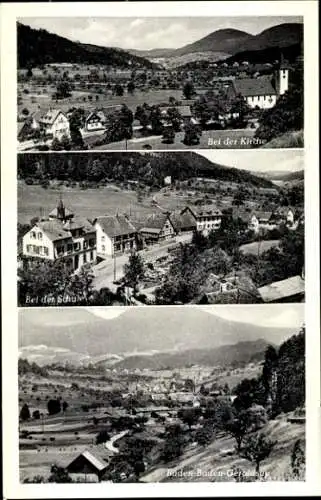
227, 62, 290, 110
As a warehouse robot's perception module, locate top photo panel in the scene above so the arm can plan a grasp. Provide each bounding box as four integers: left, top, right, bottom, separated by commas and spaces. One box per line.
17, 16, 303, 152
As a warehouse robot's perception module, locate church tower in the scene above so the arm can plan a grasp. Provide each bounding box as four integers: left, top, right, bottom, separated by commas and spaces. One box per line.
275, 54, 290, 96
56, 198, 66, 221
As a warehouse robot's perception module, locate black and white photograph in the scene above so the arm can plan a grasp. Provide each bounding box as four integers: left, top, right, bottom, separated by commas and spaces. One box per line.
17, 150, 304, 307
17, 16, 303, 152
18, 304, 305, 483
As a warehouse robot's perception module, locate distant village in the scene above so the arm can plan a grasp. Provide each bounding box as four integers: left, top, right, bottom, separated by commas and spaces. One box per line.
17, 57, 300, 151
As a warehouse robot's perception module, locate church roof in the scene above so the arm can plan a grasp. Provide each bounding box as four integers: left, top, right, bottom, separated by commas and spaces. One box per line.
232, 77, 276, 97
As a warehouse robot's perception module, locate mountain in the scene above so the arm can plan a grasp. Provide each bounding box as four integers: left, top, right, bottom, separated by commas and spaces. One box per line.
170, 28, 254, 58
17, 22, 156, 69
236, 23, 303, 53
19, 307, 296, 365
129, 48, 175, 59
108, 339, 272, 370
254, 170, 304, 182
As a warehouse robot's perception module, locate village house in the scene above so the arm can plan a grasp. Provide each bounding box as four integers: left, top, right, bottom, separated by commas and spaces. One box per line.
182, 205, 222, 235
133, 212, 176, 246
35, 109, 70, 140
169, 210, 197, 234
22, 200, 96, 270
94, 215, 137, 258
84, 110, 106, 132
66, 450, 109, 482
160, 105, 192, 126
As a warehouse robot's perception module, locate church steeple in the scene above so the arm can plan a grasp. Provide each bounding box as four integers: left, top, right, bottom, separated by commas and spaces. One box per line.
57, 197, 66, 221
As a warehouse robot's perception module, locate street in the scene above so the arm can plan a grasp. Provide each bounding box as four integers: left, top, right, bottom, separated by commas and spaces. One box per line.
92, 233, 192, 292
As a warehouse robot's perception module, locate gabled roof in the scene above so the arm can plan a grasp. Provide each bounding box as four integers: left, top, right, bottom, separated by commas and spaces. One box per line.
170, 210, 196, 231
232, 77, 276, 97
95, 215, 136, 238
186, 204, 222, 218
38, 109, 66, 125
135, 212, 172, 233
36, 220, 72, 241
68, 450, 108, 472
254, 211, 273, 221
258, 275, 305, 302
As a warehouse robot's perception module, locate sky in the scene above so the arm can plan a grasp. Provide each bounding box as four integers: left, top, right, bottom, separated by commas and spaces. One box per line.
198, 149, 304, 173
19, 303, 304, 330
19, 16, 302, 51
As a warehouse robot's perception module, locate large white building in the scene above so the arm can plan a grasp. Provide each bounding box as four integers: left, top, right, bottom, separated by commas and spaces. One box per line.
182, 205, 222, 236
94, 215, 137, 257
22, 200, 96, 270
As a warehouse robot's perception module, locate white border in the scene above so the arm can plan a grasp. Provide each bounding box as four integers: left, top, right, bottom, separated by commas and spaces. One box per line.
1, 1, 320, 498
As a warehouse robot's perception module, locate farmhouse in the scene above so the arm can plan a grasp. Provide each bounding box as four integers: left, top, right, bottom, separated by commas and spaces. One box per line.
133, 213, 176, 246
84, 110, 106, 132
22, 200, 96, 270
169, 210, 197, 234
160, 106, 192, 125
182, 205, 222, 235
247, 211, 275, 233
35, 109, 70, 140
66, 450, 108, 482
94, 215, 137, 257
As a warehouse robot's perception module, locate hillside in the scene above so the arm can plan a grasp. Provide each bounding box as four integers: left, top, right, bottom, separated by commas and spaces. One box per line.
108, 339, 270, 370
256, 170, 304, 182
17, 151, 278, 189
17, 22, 155, 69
237, 23, 303, 53
172, 28, 253, 58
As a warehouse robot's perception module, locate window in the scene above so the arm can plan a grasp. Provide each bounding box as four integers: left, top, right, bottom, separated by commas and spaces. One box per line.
101, 236, 105, 242
33, 245, 40, 254
101, 245, 105, 252
37, 232, 43, 240
74, 242, 80, 251
30, 231, 36, 239
26, 245, 32, 252
67, 244, 72, 254
83, 253, 87, 263
83, 241, 88, 249
44, 247, 49, 256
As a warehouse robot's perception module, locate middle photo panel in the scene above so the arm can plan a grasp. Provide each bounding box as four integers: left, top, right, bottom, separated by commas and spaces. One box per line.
17, 149, 304, 307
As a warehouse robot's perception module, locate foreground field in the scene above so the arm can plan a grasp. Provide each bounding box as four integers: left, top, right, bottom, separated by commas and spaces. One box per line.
18, 182, 158, 225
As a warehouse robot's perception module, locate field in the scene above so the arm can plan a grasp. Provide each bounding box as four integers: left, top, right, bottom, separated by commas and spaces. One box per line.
18, 84, 195, 115
18, 182, 159, 225
239, 240, 280, 256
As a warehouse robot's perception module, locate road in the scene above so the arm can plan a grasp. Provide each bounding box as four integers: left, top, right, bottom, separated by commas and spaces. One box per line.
92, 234, 192, 292
104, 430, 129, 453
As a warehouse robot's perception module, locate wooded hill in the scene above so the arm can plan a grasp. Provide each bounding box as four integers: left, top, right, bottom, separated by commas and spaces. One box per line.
17, 22, 156, 69
18, 151, 277, 189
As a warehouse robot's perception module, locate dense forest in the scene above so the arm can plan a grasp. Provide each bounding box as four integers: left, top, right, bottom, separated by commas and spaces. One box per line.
17, 152, 276, 189
17, 22, 156, 69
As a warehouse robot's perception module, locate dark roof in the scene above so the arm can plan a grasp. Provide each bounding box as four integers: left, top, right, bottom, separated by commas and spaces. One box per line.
133, 212, 172, 233
95, 215, 136, 237
63, 216, 95, 234
170, 210, 196, 231
187, 204, 222, 218
232, 78, 276, 97
49, 206, 74, 218
161, 106, 192, 117
67, 450, 108, 473
258, 275, 305, 302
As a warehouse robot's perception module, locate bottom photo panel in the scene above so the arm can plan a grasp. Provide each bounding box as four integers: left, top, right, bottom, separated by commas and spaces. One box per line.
18, 304, 305, 484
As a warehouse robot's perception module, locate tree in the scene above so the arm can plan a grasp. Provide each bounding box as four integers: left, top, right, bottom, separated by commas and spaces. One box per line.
166, 107, 181, 132
183, 81, 195, 100
161, 424, 185, 462
20, 403, 30, 421
33, 410, 41, 420
114, 84, 124, 96
224, 410, 250, 452
96, 430, 110, 444
47, 398, 61, 415
195, 424, 214, 446
178, 408, 199, 429
123, 251, 145, 296
183, 122, 201, 146
56, 81, 72, 99
69, 109, 84, 149
162, 126, 175, 144
240, 433, 276, 475
150, 106, 163, 135
291, 439, 305, 479
127, 81, 135, 94
48, 465, 73, 483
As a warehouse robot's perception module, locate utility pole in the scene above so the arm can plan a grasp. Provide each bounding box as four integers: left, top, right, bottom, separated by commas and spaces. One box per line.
113, 251, 116, 282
